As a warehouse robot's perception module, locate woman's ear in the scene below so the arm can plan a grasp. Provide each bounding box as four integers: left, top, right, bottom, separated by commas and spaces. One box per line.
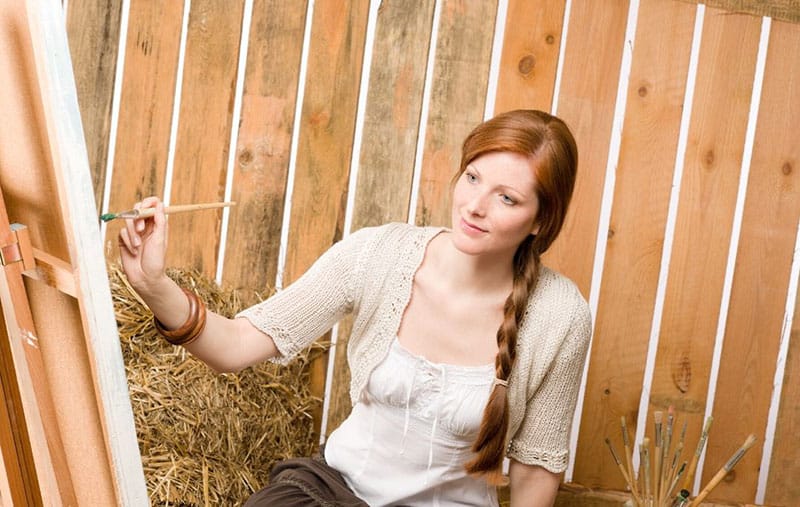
531, 223, 540, 235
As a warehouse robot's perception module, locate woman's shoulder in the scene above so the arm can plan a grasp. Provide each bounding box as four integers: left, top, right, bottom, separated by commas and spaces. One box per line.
351, 222, 443, 252
530, 266, 591, 324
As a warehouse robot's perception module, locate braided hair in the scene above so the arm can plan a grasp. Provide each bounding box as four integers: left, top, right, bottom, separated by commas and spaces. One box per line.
459, 110, 578, 485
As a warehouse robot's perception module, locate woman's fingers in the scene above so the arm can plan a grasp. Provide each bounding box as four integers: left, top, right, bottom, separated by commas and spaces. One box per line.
118, 227, 135, 256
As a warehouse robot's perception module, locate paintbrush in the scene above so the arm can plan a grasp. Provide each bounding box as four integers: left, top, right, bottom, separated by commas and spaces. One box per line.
605, 437, 642, 505
99, 201, 236, 222
665, 462, 687, 502
621, 416, 639, 501
653, 411, 663, 504
682, 416, 713, 492
664, 440, 684, 501
688, 434, 757, 507
642, 438, 651, 506
659, 407, 675, 505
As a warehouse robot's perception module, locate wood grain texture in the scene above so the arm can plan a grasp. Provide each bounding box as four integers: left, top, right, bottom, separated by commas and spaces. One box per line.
709, 19, 800, 503
326, 0, 436, 437
0, 5, 69, 261
105, 0, 184, 255
282, 0, 370, 437
351, 0, 435, 230
571, 0, 696, 489
493, 0, 565, 114
165, 0, 245, 276
542, 0, 629, 298
25, 278, 116, 505
0, 8, 84, 500
221, 0, 308, 293
0, 227, 41, 507
678, 0, 800, 23
647, 6, 761, 498
414, 0, 498, 228
768, 86, 800, 504
65, 0, 122, 209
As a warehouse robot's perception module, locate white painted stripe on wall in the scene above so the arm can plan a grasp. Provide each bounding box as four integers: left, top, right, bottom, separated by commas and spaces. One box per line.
216, 0, 254, 285
632, 4, 705, 473
320, 0, 380, 444
483, 0, 508, 119
275, 0, 315, 291
759, 214, 800, 503
566, 0, 640, 481
694, 15, 770, 495
163, 0, 192, 206
407, 0, 442, 225
550, 0, 572, 115
99, 0, 130, 243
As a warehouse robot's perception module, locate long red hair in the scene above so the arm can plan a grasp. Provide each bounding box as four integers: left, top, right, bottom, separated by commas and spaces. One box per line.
458, 110, 578, 484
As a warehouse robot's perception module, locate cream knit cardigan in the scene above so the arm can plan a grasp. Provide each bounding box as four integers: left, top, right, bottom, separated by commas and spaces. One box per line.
238, 222, 592, 473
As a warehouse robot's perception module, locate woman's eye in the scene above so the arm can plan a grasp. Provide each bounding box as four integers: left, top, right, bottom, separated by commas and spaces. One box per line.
501, 195, 516, 205
465, 173, 477, 183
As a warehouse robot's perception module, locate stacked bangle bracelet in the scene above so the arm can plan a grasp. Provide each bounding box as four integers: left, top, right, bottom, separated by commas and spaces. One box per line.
153, 288, 207, 346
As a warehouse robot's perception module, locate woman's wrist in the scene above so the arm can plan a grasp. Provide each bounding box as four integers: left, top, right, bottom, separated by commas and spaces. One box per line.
131, 273, 173, 300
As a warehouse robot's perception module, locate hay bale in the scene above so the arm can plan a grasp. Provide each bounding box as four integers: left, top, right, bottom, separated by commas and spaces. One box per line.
109, 264, 325, 506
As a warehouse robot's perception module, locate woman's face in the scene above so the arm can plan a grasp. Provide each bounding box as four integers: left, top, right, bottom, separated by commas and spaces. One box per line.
450, 151, 540, 260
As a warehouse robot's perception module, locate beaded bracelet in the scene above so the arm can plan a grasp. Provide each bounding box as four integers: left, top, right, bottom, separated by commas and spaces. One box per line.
153, 288, 207, 346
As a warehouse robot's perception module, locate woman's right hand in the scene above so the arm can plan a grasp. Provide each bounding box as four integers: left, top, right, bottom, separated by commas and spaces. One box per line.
118, 196, 169, 294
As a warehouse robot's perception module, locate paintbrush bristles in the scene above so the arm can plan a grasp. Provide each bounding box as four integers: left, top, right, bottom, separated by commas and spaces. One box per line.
690, 434, 757, 507
621, 416, 631, 447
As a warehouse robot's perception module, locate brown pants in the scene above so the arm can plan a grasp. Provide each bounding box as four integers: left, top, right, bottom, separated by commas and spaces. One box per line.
244, 451, 368, 507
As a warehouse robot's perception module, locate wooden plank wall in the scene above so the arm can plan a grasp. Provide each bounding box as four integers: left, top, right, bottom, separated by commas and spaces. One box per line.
64, 0, 800, 504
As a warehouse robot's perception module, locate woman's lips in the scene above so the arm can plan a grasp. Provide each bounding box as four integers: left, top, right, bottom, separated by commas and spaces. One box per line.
460, 218, 487, 234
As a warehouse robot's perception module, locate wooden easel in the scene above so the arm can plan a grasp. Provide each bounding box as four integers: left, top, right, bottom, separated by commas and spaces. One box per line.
0, 0, 148, 504
0, 191, 75, 506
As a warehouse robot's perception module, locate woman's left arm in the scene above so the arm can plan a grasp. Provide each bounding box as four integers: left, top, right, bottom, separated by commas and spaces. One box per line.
509, 460, 562, 507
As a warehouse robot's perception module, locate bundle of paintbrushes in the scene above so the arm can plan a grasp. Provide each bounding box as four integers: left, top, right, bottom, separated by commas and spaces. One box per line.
605, 408, 756, 506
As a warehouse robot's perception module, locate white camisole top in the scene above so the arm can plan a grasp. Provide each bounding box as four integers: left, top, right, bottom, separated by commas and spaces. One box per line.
324, 337, 499, 506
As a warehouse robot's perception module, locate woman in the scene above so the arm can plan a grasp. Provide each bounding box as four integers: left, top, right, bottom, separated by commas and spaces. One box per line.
119, 109, 592, 507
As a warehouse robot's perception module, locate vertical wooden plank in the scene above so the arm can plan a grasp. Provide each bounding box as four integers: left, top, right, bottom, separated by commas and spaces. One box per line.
104, 1, 184, 254
326, 0, 436, 436
572, 0, 696, 489
646, 4, 761, 496
221, 0, 308, 293
351, 0, 435, 231
543, 0, 629, 297
165, 0, 245, 277
493, 0, 565, 114
283, 0, 370, 436
65, 0, 123, 208
710, 20, 800, 503
415, 0, 498, 228
769, 127, 800, 507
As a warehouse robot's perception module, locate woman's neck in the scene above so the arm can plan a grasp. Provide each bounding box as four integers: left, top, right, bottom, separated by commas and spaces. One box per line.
430, 232, 516, 296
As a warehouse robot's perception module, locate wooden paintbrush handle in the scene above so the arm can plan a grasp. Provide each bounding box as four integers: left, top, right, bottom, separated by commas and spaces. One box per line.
136, 202, 236, 218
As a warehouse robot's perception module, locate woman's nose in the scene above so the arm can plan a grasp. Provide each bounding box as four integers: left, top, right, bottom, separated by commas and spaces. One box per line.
466, 193, 487, 216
